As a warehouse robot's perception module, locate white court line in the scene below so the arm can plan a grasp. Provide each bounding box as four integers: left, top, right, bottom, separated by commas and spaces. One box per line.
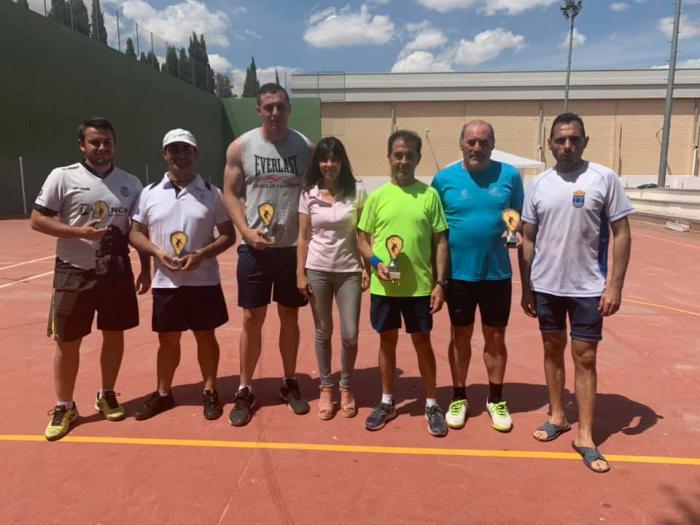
0, 270, 54, 290
0, 255, 54, 272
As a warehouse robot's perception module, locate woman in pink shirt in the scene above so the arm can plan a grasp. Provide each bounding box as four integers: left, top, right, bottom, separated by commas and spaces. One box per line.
297, 137, 369, 420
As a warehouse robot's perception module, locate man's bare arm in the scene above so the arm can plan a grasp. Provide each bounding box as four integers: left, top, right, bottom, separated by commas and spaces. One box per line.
599, 216, 632, 317
519, 221, 538, 318
30, 209, 106, 241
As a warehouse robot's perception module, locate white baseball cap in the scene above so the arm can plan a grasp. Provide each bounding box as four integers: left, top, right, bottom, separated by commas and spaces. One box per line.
162, 128, 197, 149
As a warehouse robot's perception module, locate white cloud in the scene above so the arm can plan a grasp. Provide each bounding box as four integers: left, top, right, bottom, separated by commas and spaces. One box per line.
235, 29, 262, 41
651, 58, 700, 69
560, 27, 586, 50
659, 14, 700, 40
452, 28, 525, 66
391, 50, 453, 72
404, 23, 447, 53
416, 0, 478, 13
304, 5, 394, 48
609, 2, 629, 11
481, 0, 557, 16
209, 53, 233, 73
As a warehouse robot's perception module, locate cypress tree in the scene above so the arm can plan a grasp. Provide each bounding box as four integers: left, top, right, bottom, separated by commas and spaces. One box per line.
164, 46, 179, 78
242, 57, 260, 98
125, 38, 136, 59
69, 0, 90, 36
90, 0, 107, 44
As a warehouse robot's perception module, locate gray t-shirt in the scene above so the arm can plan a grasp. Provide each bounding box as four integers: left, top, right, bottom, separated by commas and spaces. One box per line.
522, 161, 634, 297
35, 162, 143, 271
240, 128, 312, 248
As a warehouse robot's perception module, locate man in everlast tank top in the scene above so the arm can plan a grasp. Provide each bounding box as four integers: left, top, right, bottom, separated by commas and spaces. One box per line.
223, 83, 314, 427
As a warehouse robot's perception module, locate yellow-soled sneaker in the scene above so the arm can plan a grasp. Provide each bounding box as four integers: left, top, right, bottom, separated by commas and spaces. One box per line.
95, 391, 126, 421
44, 404, 79, 441
486, 400, 513, 432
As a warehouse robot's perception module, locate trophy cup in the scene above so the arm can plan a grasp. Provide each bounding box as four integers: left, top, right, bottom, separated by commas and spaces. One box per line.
386, 235, 404, 281
170, 231, 189, 269
92, 200, 109, 224
502, 209, 520, 248
258, 202, 276, 243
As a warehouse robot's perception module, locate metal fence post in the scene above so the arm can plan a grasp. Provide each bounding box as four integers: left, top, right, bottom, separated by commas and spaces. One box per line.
18, 156, 28, 216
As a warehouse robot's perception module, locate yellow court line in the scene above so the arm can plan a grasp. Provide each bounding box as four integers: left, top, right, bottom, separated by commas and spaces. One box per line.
0, 435, 698, 466
0, 271, 54, 290
626, 298, 700, 317
0, 255, 54, 272
634, 232, 700, 250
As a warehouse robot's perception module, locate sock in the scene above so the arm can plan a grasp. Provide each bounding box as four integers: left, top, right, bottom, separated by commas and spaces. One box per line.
425, 398, 437, 408
381, 393, 393, 405
238, 384, 251, 393
98, 389, 113, 399
158, 390, 170, 397
488, 382, 503, 404
283, 377, 295, 384
453, 386, 467, 400
56, 400, 74, 409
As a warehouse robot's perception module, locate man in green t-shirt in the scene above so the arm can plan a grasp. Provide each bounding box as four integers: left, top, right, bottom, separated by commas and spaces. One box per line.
358, 129, 450, 437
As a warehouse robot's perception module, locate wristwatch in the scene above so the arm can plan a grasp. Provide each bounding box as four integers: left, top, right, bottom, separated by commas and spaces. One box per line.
435, 279, 448, 289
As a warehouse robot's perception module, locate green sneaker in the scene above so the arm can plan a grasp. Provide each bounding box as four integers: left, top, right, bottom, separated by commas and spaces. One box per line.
486, 400, 513, 432
95, 391, 126, 421
44, 404, 79, 441
446, 398, 468, 429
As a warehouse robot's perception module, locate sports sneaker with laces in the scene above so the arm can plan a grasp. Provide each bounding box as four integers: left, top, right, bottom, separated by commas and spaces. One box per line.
365, 402, 397, 431
134, 391, 175, 421
425, 404, 448, 437
202, 389, 222, 420
445, 398, 468, 429
229, 387, 256, 427
486, 400, 513, 432
44, 404, 79, 441
95, 391, 126, 421
279, 378, 310, 415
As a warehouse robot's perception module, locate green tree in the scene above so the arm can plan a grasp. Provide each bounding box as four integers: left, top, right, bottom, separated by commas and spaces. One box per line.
178, 47, 193, 85
163, 46, 179, 78
90, 0, 107, 44
69, 0, 90, 36
125, 37, 136, 59
275, 68, 280, 86
147, 51, 160, 71
16, 0, 30, 8
49, 0, 70, 27
242, 56, 260, 98
215, 73, 233, 98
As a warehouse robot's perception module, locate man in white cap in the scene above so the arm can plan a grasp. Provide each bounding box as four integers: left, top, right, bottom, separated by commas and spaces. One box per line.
129, 128, 235, 420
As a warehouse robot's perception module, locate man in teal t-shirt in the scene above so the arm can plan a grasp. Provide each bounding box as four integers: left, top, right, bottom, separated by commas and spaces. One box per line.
358, 129, 450, 437
431, 120, 524, 433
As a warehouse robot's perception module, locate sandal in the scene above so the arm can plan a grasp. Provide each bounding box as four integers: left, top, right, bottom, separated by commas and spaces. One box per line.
318, 387, 334, 420
572, 442, 611, 473
533, 421, 571, 442
339, 388, 357, 418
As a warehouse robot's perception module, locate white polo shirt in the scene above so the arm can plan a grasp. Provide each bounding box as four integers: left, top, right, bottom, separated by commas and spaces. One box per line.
132, 173, 230, 288
34, 162, 142, 271
522, 161, 634, 297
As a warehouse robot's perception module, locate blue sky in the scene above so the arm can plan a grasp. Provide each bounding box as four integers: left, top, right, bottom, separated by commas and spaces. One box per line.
27, 0, 700, 92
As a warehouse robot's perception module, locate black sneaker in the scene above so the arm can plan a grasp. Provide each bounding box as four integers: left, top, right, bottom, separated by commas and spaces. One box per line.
279, 378, 310, 415
425, 404, 448, 437
229, 387, 256, 427
202, 389, 222, 420
365, 402, 397, 431
134, 391, 175, 421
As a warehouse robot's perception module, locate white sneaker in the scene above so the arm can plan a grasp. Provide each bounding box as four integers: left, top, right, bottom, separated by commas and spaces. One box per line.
445, 398, 468, 429
486, 400, 512, 432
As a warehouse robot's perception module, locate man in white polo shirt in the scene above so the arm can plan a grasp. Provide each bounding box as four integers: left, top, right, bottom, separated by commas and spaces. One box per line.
129, 129, 235, 421
520, 113, 633, 473
31, 117, 148, 441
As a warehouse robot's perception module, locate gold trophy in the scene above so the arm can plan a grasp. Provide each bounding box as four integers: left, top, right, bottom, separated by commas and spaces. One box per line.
170, 231, 189, 269
502, 209, 520, 248
386, 235, 404, 281
93, 200, 109, 223
258, 202, 276, 243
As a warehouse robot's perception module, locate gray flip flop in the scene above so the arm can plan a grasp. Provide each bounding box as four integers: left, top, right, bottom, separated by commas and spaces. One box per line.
572, 442, 611, 473
533, 421, 571, 442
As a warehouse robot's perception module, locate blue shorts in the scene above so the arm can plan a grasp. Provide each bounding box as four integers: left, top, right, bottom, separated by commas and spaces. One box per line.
447, 278, 512, 327
534, 292, 603, 342
370, 295, 432, 334
236, 245, 307, 309
152, 285, 228, 332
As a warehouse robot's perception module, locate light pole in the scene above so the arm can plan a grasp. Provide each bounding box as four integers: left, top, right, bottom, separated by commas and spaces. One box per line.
561, 0, 582, 113
658, 0, 682, 188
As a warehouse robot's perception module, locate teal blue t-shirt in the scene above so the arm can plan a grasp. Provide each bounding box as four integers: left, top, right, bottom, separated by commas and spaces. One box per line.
431, 160, 524, 281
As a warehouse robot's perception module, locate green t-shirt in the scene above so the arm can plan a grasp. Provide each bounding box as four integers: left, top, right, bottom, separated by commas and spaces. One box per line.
358, 180, 448, 297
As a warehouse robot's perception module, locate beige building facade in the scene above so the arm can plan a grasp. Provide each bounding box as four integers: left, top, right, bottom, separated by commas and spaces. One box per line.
292, 70, 700, 183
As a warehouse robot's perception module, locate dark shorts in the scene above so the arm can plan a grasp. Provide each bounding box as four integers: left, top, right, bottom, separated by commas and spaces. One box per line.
447, 278, 512, 327
48, 258, 139, 343
370, 295, 432, 334
236, 245, 307, 309
534, 292, 603, 342
152, 285, 229, 332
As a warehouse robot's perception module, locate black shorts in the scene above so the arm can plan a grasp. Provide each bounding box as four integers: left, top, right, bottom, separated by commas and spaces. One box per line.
446, 278, 512, 327
152, 285, 229, 332
370, 295, 432, 334
48, 258, 139, 343
236, 245, 307, 309
534, 292, 603, 342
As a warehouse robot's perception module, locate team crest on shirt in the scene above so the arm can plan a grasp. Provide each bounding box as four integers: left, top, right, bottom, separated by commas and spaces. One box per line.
120, 186, 130, 197
572, 190, 585, 208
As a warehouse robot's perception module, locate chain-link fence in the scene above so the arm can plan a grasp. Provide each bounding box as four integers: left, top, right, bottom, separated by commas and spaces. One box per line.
19, 0, 215, 93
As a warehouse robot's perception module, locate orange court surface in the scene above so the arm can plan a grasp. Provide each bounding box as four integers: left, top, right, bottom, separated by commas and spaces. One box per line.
0, 217, 698, 524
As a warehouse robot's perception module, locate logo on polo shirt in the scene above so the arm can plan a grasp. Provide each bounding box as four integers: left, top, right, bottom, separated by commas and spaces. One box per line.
572, 190, 585, 208
120, 186, 130, 197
